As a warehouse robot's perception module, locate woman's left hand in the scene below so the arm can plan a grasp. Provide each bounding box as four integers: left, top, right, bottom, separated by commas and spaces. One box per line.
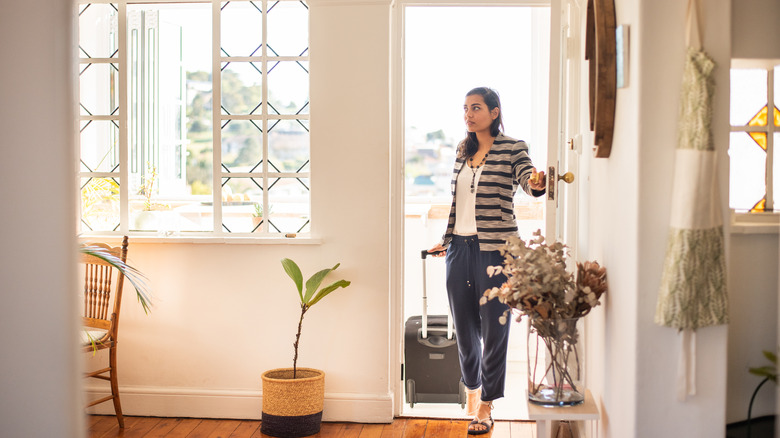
529, 168, 546, 191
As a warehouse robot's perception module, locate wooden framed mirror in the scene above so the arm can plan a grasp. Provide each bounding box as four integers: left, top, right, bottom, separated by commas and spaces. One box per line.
585, 0, 617, 158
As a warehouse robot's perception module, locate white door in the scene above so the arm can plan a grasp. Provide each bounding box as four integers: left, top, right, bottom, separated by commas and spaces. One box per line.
545, 0, 583, 257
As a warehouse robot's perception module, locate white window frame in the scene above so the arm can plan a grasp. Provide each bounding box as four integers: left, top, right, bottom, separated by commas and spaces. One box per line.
729, 59, 780, 234
77, 0, 315, 243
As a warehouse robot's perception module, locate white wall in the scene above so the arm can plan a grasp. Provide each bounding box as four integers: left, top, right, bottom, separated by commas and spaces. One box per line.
0, 1, 82, 437
583, 0, 642, 432
727, 234, 779, 422
732, 0, 780, 59
584, 0, 733, 436
636, 0, 731, 435
85, 0, 395, 423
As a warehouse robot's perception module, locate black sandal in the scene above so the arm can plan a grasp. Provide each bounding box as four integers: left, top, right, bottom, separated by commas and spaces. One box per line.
467, 401, 493, 435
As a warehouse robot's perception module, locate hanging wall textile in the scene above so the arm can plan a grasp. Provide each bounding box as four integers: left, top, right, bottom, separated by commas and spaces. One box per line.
655, 21, 728, 330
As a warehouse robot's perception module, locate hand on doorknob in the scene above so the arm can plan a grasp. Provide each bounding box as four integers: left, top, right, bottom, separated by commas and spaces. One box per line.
529, 168, 546, 191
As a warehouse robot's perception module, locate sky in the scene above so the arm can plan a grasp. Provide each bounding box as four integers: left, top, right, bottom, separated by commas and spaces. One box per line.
404, 6, 550, 148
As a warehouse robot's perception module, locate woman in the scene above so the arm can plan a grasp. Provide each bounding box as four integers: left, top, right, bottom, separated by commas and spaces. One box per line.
428, 87, 546, 435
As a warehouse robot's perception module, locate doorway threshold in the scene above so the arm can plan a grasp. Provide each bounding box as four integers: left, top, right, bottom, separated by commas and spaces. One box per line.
400, 368, 531, 421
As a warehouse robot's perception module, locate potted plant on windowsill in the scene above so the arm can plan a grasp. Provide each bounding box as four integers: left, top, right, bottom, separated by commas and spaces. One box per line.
252, 203, 272, 231
132, 165, 170, 231
260, 258, 351, 438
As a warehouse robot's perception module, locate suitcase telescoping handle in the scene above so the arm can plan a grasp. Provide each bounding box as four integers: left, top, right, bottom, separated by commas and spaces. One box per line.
420, 249, 454, 341
420, 249, 444, 259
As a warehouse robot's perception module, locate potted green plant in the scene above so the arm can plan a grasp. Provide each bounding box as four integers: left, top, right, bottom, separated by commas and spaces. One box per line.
744, 350, 778, 437
260, 258, 351, 438
132, 165, 170, 230
252, 203, 272, 231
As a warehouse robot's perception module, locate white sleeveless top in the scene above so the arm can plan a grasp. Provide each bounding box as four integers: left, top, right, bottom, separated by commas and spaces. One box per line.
453, 164, 483, 236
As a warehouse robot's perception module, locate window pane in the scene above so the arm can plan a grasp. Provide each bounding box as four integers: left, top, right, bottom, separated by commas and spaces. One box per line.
268, 119, 309, 172
78, 1, 309, 237
80, 120, 119, 172
79, 3, 118, 59
731, 69, 767, 126
187, 71, 214, 197
222, 120, 263, 172
776, 66, 780, 125
81, 177, 120, 232
221, 177, 262, 233
267, 1, 308, 57
221, 1, 263, 57
268, 177, 311, 234
129, 167, 213, 233
775, 133, 780, 207
268, 61, 309, 115
729, 132, 766, 211
748, 130, 768, 151
127, 3, 213, 234
221, 177, 311, 234
80, 63, 118, 116
221, 62, 263, 115
749, 106, 770, 131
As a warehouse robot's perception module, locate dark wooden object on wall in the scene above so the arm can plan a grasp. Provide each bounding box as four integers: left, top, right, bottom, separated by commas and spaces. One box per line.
585, 0, 617, 158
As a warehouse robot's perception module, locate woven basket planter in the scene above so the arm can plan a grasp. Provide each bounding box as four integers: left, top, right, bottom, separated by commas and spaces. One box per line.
261, 368, 325, 438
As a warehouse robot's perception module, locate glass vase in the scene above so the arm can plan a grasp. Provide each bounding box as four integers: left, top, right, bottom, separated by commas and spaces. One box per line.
527, 317, 584, 406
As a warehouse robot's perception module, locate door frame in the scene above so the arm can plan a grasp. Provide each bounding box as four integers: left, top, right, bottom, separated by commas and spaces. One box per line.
389, 0, 559, 417
545, 0, 584, 255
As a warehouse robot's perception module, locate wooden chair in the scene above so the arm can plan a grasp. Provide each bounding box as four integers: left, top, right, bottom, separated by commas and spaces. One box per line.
81, 236, 129, 428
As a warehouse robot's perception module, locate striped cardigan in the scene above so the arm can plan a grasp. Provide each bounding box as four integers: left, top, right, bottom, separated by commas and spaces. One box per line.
441, 133, 545, 252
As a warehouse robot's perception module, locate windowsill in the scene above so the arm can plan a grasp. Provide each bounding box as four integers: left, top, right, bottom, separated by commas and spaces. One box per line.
729, 211, 780, 234
78, 234, 323, 245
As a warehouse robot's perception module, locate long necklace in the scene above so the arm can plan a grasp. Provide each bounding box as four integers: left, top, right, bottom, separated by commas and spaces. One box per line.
468, 154, 487, 193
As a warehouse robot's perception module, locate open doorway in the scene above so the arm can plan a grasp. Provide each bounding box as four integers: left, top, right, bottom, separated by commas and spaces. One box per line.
400, 5, 551, 419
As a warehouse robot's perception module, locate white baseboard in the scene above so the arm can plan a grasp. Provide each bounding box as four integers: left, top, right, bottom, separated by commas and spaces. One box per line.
85, 385, 394, 423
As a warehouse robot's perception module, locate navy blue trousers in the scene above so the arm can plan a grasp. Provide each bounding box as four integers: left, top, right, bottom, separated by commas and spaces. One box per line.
445, 235, 510, 402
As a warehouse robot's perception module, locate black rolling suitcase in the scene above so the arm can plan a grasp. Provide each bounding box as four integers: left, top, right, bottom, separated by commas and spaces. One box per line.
404, 249, 466, 408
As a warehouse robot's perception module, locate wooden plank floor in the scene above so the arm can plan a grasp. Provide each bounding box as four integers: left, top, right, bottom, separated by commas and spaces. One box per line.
87, 415, 537, 438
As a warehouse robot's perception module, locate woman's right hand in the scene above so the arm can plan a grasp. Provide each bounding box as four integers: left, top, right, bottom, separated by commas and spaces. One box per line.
428, 244, 447, 257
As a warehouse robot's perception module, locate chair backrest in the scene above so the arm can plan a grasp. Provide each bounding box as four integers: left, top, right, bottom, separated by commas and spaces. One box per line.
80, 236, 129, 337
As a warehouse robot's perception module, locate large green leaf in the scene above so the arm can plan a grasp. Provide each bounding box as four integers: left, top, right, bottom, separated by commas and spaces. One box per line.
80, 245, 153, 314
281, 258, 304, 302
303, 264, 339, 304
309, 279, 351, 307
749, 366, 778, 382
763, 350, 777, 365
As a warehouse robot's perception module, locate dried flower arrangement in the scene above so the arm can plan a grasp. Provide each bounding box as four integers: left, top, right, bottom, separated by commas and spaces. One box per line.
481, 229, 607, 324
481, 229, 608, 405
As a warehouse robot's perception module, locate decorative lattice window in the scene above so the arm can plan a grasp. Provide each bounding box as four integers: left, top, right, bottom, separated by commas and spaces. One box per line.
729, 64, 779, 213
78, 0, 310, 237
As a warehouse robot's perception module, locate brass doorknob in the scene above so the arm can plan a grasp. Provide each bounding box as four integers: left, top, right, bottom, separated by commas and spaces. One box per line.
558, 172, 575, 184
